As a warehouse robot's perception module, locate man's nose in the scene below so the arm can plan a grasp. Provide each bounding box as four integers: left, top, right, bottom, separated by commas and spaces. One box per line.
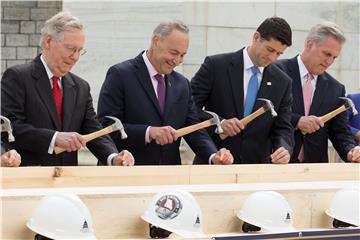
173, 55, 183, 65
268, 51, 279, 62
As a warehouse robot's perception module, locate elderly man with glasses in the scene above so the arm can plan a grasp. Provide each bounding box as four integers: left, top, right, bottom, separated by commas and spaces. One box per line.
1, 11, 134, 167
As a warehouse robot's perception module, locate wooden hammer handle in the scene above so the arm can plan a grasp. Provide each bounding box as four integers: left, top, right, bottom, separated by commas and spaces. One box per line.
176, 119, 214, 138
320, 105, 347, 124
54, 125, 114, 154
301, 105, 347, 135
219, 107, 267, 140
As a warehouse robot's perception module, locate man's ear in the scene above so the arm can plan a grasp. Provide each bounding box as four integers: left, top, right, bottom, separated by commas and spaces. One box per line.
253, 31, 261, 42
305, 38, 315, 51
151, 34, 161, 49
43, 34, 52, 50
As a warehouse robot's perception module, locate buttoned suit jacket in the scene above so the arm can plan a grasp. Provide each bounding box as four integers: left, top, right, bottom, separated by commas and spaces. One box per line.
97, 52, 217, 165
1, 55, 118, 166
191, 48, 294, 164
275, 56, 356, 163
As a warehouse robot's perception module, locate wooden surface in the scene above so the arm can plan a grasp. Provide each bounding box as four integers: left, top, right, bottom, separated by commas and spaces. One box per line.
1, 181, 358, 239
1, 163, 359, 188
1, 164, 359, 239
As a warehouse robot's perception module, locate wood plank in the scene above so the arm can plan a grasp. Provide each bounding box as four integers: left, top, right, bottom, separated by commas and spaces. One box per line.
190, 163, 360, 184
1, 181, 358, 239
1, 165, 191, 188
1, 163, 359, 189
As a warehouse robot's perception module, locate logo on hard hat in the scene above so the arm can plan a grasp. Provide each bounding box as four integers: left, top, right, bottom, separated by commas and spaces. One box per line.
285, 212, 291, 223
155, 195, 182, 220
81, 220, 90, 233
194, 215, 201, 227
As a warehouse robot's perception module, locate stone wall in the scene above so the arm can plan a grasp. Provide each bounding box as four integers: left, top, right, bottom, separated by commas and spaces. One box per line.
1, 1, 62, 74
63, 1, 359, 100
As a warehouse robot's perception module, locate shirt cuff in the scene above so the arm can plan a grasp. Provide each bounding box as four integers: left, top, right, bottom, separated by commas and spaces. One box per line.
145, 126, 151, 143
209, 153, 216, 165
48, 131, 59, 154
107, 153, 119, 166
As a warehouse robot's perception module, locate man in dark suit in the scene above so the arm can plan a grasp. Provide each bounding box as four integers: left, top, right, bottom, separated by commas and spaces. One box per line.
97, 20, 233, 165
1, 11, 134, 166
347, 93, 360, 145
191, 17, 294, 164
275, 22, 360, 163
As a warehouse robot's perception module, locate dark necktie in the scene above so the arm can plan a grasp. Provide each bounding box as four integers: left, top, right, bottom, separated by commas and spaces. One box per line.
52, 76, 63, 125
154, 74, 166, 114
244, 66, 260, 117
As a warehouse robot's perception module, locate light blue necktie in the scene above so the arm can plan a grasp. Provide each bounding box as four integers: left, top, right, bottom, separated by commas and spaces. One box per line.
244, 66, 259, 117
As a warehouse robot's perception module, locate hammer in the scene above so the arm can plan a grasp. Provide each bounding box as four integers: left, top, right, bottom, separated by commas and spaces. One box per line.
0, 116, 15, 142
320, 97, 358, 124
219, 98, 277, 140
54, 116, 127, 154
175, 111, 223, 138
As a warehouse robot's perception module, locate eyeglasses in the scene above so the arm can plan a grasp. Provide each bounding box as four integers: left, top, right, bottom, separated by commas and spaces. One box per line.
61, 42, 87, 56
55, 38, 87, 56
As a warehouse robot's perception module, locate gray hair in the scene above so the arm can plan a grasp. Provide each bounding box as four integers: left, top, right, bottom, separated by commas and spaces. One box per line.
305, 22, 346, 46
153, 20, 189, 38
40, 11, 83, 48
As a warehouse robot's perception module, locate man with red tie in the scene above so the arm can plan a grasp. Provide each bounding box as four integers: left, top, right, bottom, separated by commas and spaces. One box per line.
1, 11, 134, 166
275, 22, 360, 163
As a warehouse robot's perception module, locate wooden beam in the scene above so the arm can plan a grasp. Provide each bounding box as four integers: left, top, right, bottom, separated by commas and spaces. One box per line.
1, 181, 357, 239
1, 163, 359, 189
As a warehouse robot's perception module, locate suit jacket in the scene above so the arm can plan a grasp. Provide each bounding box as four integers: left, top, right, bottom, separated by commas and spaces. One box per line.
191, 49, 294, 164
347, 93, 360, 136
1, 55, 118, 166
97, 52, 217, 165
275, 56, 356, 163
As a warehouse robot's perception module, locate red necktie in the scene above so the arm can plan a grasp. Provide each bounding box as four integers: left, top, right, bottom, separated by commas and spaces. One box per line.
52, 76, 63, 125
298, 73, 314, 162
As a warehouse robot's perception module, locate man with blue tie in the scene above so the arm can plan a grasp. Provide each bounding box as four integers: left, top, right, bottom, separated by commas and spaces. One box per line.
191, 17, 294, 164
97, 20, 233, 165
275, 22, 360, 163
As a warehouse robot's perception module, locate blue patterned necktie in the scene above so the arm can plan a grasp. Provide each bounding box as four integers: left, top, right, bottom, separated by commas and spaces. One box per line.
244, 66, 260, 117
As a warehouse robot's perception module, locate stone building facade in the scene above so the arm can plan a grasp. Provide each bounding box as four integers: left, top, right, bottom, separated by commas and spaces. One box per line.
1, 1, 62, 74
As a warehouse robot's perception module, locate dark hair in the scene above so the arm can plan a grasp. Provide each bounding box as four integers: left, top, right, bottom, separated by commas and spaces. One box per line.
257, 16, 292, 46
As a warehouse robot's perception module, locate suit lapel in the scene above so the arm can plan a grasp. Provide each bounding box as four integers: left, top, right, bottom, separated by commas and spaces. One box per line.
62, 74, 76, 131
310, 75, 328, 115
134, 54, 163, 117
32, 56, 61, 130
254, 68, 272, 111
228, 49, 244, 118
163, 74, 175, 120
289, 57, 305, 115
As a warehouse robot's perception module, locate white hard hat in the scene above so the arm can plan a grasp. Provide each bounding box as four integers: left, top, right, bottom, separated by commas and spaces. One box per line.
26, 193, 96, 239
141, 189, 205, 238
325, 186, 360, 227
237, 191, 294, 232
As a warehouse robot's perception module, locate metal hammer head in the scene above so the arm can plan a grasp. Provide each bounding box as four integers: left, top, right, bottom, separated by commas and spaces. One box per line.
204, 110, 223, 134
339, 97, 358, 116
257, 98, 278, 117
105, 116, 128, 139
0, 116, 15, 142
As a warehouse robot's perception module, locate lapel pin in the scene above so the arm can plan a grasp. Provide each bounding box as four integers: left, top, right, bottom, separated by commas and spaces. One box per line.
267, 82, 272, 86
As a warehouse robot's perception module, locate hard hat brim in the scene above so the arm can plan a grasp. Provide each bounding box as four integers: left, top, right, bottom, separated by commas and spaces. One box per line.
26, 221, 97, 239
141, 214, 206, 238
237, 213, 295, 233
325, 209, 360, 227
